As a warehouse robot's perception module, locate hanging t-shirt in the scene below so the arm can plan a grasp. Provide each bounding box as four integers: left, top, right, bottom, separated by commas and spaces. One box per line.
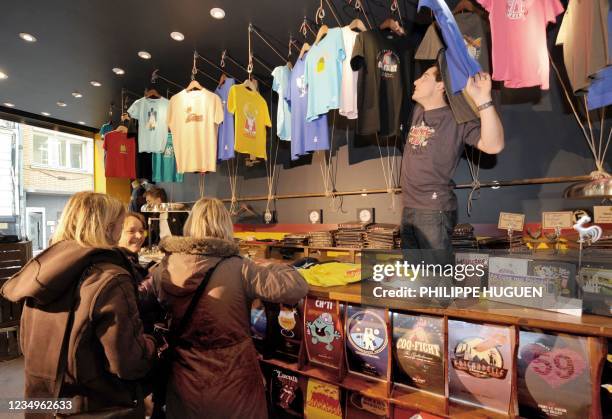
227, 84, 271, 160
304, 27, 345, 121
556, 0, 609, 93
215, 78, 236, 161
99, 122, 113, 139
418, 0, 482, 94
340, 26, 360, 119
167, 88, 224, 173
152, 133, 183, 183
286, 53, 330, 160
351, 29, 414, 137
103, 131, 136, 179
271, 65, 292, 141
477, 0, 564, 89
400, 105, 481, 211
127, 97, 170, 153
588, 9, 612, 110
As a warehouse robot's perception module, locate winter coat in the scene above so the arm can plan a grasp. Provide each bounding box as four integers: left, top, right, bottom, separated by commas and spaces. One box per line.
151, 236, 309, 419
0, 240, 157, 418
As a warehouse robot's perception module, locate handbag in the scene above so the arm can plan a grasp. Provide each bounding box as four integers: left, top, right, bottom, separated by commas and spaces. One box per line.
151, 256, 234, 419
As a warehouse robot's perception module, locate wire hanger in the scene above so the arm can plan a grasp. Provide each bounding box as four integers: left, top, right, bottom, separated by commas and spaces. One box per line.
347, 0, 372, 29
454, 0, 476, 13
314, 0, 329, 45
186, 51, 204, 91
348, 18, 367, 32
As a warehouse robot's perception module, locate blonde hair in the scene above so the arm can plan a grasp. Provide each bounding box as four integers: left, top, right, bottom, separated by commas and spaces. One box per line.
52, 191, 126, 248
183, 197, 234, 241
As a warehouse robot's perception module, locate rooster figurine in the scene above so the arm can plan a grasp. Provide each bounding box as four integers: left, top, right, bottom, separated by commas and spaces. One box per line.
573, 215, 603, 245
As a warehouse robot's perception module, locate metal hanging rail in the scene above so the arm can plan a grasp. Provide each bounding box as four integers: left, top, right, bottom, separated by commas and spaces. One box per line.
197, 51, 270, 87
220, 50, 271, 87
325, 0, 343, 26
248, 23, 288, 63
151, 69, 184, 91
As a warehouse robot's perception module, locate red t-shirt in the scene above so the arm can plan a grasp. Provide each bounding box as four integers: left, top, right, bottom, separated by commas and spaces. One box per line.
103, 131, 136, 178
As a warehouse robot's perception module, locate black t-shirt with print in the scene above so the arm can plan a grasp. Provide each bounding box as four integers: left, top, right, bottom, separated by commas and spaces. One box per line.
351, 29, 414, 138
401, 105, 480, 211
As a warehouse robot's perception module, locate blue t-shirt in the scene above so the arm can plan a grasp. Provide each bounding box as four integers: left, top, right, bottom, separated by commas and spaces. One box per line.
286, 53, 330, 160
272, 66, 292, 141
304, 28, 346, 121
152, 133, 184, 183
127, 97, 170, 153
215, 78, 236, 160
588, 10, 612, 110
418, 0, 481, 94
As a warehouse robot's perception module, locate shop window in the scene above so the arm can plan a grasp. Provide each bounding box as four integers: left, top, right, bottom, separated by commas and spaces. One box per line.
31, 128, 93, 173
33, 134, 49, 166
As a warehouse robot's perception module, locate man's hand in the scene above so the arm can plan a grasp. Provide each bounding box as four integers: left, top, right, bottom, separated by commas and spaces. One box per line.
465, 72, 493, 106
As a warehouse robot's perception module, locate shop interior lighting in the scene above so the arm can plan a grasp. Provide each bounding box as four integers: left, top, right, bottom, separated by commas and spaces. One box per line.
210, 8, 225, 19
19, 33, 36, 42
90, 80, 102, 87
3, 102, 15, 107
138, 51, 152, 60
112, 67, 125, 75
170, 32, 185, 41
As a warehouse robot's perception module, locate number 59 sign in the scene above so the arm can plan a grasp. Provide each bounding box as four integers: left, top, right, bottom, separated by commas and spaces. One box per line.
528, 348, 587, 388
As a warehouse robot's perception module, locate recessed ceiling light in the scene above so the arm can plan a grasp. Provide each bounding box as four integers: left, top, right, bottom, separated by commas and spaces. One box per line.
90, 80, 102, 87
41, 112, 51, 116
19, 32, 36, 42
56, 101, 67, 107
112, 67, 125, 75
72, 91, 83, 98
0, 71, 7, 80
170, 31, 184, 41
210, 7, 225, 19
3, 102, 15, 107
138, 51, 152, 60
78, 121, 85, 125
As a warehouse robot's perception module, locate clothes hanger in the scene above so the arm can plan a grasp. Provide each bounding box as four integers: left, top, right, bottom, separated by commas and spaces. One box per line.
145, 88, 161, 98
379, 18, 405, 36
186, 78, 204, 92
299, 42, 311, 59
217, 73, 227, 89
453, 0, 476, 13
242, 77, 258, 92
314, 24, 329, 45
348, 18, 367, 32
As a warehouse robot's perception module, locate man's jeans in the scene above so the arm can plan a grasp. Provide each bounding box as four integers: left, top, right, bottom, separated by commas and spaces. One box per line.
400, 207, 456, 266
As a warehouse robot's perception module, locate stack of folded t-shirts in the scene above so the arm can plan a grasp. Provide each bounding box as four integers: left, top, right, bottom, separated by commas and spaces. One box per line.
478, 234, 526, 251
308, 231, 334, 247
451, 223, 478, 250
365, 224, 400, 249
282, 233, 309, 246
588, 235, 612, 250
334, 222, 369, 248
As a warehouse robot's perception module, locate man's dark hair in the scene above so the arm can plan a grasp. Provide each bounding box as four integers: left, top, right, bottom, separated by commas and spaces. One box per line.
144, 187, 167, 203
432, 63, 443, 82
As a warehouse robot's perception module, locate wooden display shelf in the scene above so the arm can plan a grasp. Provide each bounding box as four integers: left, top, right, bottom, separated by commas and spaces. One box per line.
299, 363, 342, 384
341, 373, 388, 400
449, 401, 511, 419
309, 283, 612, 338
390, 386, 447, 417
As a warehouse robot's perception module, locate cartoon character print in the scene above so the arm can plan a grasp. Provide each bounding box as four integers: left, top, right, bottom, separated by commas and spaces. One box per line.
306, 312, 341, 351
147, 108, 157, 130
377, 50, 399, 79
506, 0, 528, 20
296, 75, 307, 98
408, 121, 436, 152
463, 35, 482, 60
163, 144, 174, 158
243, 102, 259, 138
185, 106, 203, 123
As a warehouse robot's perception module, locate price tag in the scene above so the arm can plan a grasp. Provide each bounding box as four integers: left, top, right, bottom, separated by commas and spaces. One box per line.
542, 211, 573, 229
594, 206, 612, 224
498, 212, 525, 231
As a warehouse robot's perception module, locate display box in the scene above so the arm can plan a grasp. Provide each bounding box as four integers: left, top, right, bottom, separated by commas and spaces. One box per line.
579, 266, 612, 317
304, 296, 344, 370
273, 301, 304, 361
267, 366, 305, 418
304, 378, 343, 418
345, 391, 389, 418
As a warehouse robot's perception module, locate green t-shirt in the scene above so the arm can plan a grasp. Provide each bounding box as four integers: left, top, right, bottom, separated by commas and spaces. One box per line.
152, 133, 183, 183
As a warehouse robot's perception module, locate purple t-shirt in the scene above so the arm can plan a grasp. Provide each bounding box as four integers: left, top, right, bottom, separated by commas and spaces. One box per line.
286, 53, 329, 160
588, 9, 612, 110
215, 78, 236, 161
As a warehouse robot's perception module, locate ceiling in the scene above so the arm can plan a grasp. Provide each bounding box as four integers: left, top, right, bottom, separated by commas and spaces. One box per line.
0, 0, 452, 130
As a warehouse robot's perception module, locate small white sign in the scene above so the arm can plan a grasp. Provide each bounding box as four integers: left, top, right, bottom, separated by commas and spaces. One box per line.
0, 223, 8, 229
594, 206, 612, 224
498, 212, 525, 232
542, 211, 573, 229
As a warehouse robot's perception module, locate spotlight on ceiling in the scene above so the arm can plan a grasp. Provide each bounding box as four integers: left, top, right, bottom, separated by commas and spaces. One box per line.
72, 92, 83, 98
170, 31, 185, 41
210, 7, 225, 19
0, 71, 7, 80
78, 121, 85, 125
138, 51, 152, 60
41, 112, 51, 116
56, 101, 67, 107
3, 102, 15, 108
19, 32, 36, 42
112, 67, 125, 75
90, 80, 102, 87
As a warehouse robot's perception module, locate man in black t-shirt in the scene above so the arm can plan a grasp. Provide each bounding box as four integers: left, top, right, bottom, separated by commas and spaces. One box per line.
400, 64, 504, 258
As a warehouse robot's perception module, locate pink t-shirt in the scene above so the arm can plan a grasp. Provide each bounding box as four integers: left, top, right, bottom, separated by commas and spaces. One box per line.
477, 0, 564, 89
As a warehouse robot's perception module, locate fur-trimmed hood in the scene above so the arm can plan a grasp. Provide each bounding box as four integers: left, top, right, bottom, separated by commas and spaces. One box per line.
159, 236, 239, 257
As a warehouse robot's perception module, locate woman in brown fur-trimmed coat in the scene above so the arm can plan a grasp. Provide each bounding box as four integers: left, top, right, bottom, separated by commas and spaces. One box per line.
148, 198, 308, 419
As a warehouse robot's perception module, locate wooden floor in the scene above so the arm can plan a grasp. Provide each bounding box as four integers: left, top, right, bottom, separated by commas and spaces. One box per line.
0, 357, 24, 418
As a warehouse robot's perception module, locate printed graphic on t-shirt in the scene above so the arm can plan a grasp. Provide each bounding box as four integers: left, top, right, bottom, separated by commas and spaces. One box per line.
297, 75, 307, 97
317, 56, 326, 73
119, 144, 128, 154
463, 36, 482, 60
185, 106, 203, 123
243, 103, 258, 138
408, 121, 436, 151
163, 144, 174, 158
506, 0, 528, 20
147, 108, 157, 130
377, 50, 400, 79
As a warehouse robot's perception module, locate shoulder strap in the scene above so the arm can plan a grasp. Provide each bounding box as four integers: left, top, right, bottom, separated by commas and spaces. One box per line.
170, 255, 235, 340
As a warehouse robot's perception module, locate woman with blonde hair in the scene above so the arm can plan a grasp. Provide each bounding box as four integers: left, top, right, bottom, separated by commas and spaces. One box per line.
150, 197, 308, 419
1, 191, 157, 418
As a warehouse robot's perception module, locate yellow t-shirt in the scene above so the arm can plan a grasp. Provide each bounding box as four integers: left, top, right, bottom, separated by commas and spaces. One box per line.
227, 84, 271, 159
298, 262, 362, 287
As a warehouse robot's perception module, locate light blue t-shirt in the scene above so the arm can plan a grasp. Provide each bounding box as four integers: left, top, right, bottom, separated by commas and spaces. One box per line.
127, 97, 170, 153
272, 65, 292, 141
304, 28, 345, 121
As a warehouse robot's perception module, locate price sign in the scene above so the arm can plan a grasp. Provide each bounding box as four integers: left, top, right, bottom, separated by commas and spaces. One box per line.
498, 212, 525, 231
542, 211, 573, 230
594, 206, 612, 224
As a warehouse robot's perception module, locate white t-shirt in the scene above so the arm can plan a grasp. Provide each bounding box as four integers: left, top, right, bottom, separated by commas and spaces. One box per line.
127, 97, 169, 153
167, 89, 224, 173
339, 26, 360, 119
